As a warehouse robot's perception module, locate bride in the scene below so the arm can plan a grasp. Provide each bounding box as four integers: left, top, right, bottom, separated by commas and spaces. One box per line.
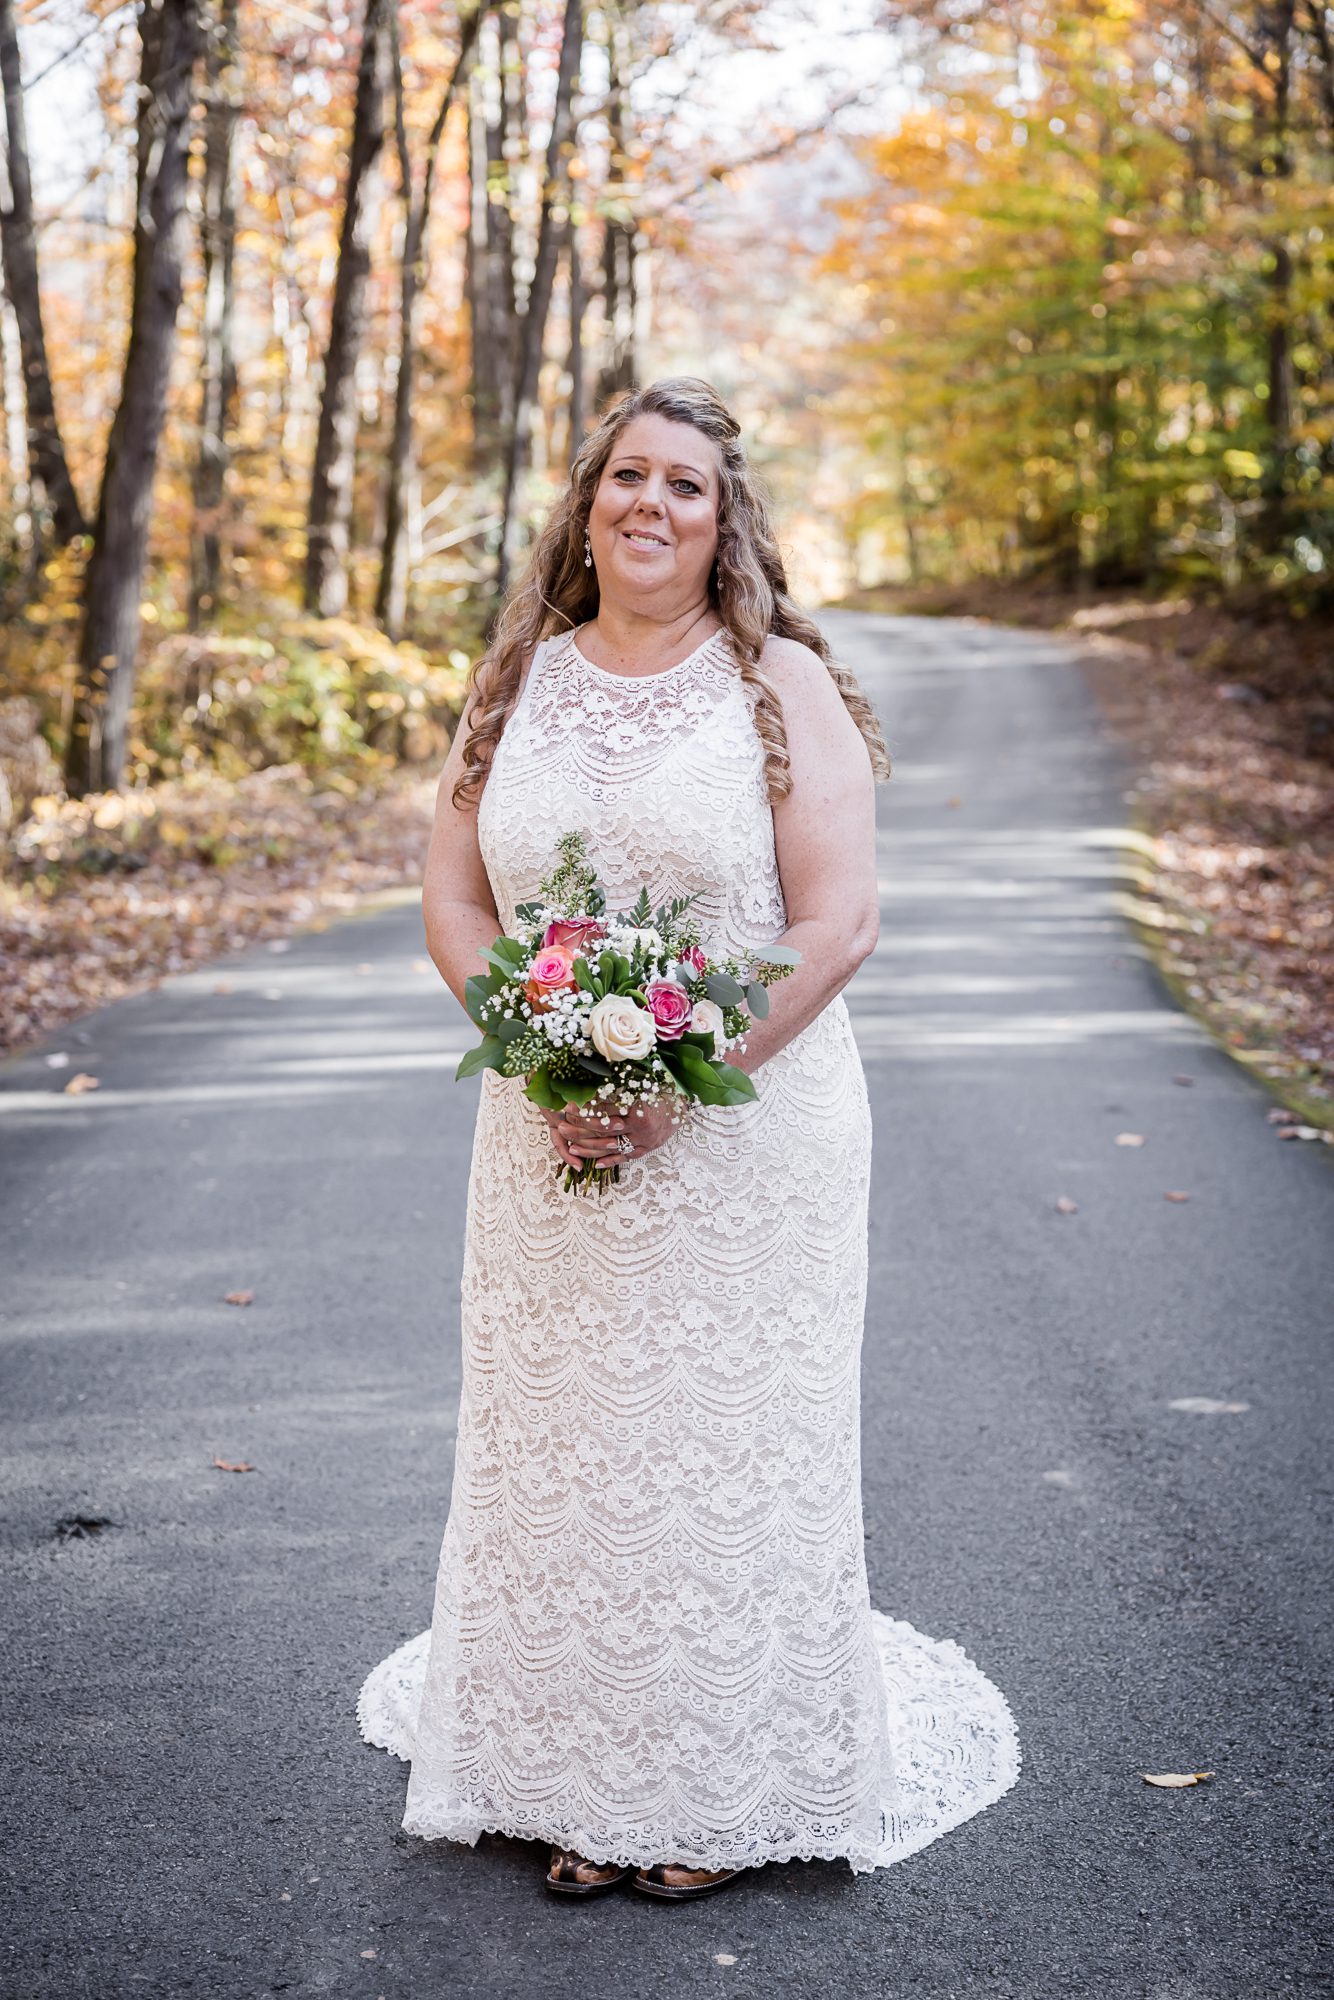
358, 376, 1020, 1899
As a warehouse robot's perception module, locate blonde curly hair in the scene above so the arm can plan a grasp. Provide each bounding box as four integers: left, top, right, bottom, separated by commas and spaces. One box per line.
452, 376, 891, 809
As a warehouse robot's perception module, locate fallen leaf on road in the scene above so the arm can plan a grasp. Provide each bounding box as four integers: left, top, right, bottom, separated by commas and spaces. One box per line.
360, 1950, 377, 1961
1163, 1190, 1190, 1201
1172, 1073, 1194, 1086
1168, 1397, 1250, 1414
1143, 1771, 1215, 1787
1055, 1195, 1079, 1213
212, 1456, 256, 1473
63, 1072, 99, 1094
714, 1955, 738, 1966
1276, 1124, 1328, 1142
224, 1289, 255, 1306
1267, 1107, 1297, 1124
212, 981, 233, 994
1115, 1132, 1146, 1146
44, 1051, 70, 1068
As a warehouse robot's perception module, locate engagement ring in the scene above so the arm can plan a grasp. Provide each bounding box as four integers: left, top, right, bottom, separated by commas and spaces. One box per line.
615, 1134, 634, 1155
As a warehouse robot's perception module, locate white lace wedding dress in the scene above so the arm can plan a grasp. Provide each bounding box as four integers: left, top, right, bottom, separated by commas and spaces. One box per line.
357, 626, 1021, 1871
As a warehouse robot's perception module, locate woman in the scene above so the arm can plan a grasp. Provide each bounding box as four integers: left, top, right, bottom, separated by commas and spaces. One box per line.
358, 377, 1020, 1898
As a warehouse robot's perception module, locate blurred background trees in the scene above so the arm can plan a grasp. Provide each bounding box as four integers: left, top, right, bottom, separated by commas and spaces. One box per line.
0, 0, 1329, 810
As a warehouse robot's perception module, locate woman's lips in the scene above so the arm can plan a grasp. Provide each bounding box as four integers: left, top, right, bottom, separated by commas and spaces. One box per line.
622, 529, 669, 549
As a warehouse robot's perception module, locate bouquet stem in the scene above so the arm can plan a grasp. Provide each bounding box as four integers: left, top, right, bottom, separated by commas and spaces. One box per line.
560, 1160, 622, 1195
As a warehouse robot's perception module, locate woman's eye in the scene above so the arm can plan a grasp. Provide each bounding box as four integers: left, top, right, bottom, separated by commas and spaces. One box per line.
610, 468, 701, 495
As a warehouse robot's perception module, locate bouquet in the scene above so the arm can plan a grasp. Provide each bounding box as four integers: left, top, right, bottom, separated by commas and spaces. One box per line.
456, 832, 799, 1192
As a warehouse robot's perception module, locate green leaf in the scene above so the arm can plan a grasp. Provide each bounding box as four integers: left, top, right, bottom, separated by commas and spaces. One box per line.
754, 943, 800, 966
572, 956, 594, 992
463, 974, 494, 1027
513, 901, 543, 923
710, 1058, 757, 1100
672, 1043, 757, 1100
556, 1076, 602, 1106
704, 970, 745, 1007
495, 1015, 528, 1044
745, 979, 770, 1019
456, 1036, 505, 1080
490, 934, 528, 964
523, 1068, 565, 1109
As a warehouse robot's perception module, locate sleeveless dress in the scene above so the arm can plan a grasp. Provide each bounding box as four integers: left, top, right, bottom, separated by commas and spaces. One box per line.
357, 627, 1021, 1872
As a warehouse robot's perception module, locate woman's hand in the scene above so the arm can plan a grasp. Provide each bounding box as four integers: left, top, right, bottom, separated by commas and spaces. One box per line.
538, 1098, 680, 1168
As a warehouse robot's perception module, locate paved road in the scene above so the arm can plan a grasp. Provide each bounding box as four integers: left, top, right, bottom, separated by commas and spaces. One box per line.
2, 612, 1331, 2000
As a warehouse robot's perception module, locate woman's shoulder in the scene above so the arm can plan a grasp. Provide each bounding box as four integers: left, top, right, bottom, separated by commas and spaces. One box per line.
757, 631, 839, 710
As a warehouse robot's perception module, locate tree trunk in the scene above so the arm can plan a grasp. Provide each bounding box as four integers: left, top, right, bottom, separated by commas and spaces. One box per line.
497, 0, 582, 593
567, 219, 585, 465
303, 0, 394, 618
1259, 0, 1297, 546
65, 0, 202, 797
595, 14, 637, 409
467, 7, 519, 466
188, 0, 240, 635
0, 0, 85, 547
376, 5, 480, 636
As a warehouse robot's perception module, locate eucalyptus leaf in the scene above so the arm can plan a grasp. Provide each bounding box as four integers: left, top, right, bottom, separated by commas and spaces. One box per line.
745, 979, 770, 1019
704, 970, 745, 1007
754, 944, 800, 967
495, 1016, 528, 1044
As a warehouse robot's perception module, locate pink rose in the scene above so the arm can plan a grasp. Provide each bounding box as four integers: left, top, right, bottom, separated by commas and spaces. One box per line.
544, 915, 605, 952
677, 945, 707, 973
644, 977, 693, 1041
525, 946, 576, 1012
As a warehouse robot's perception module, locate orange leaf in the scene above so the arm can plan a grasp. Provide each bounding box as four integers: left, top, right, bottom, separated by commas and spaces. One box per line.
212, 1455, 256, 1473
224, 1289, 255, 1306
1163, 1190, 1191, 1202
64, 1072, 100, 1095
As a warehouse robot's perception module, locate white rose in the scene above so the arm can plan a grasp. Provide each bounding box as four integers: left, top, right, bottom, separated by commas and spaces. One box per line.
589, 993, 656, 1062
690, 998, 726, 1058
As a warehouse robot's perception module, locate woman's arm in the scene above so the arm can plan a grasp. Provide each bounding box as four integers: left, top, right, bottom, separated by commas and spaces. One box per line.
724, 635, 881, 1077
421, 699, 505, 1012
424, 669, 590, 1174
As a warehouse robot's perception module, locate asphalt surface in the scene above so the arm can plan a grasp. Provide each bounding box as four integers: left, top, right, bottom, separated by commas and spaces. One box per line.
2, 610, 1331, 2000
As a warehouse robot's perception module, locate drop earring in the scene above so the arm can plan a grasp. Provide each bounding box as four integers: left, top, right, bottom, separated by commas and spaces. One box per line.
584, 532, 593, 569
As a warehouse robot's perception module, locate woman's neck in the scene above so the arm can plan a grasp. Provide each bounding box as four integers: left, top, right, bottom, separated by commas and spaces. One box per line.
582, 595, 717, 672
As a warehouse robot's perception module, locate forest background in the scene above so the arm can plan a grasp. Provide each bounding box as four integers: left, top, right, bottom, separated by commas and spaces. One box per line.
1, 0, 1331, 1118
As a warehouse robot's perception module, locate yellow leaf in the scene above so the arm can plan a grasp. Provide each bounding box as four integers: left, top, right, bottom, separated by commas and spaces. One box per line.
1143, 1771, 1214, 1787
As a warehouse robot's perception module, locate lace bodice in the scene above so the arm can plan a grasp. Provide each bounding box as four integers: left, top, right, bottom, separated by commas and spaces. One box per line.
477, 627, 787, 958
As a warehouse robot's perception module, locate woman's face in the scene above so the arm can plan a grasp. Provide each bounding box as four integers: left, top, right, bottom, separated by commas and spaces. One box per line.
587, 413, 722, 612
